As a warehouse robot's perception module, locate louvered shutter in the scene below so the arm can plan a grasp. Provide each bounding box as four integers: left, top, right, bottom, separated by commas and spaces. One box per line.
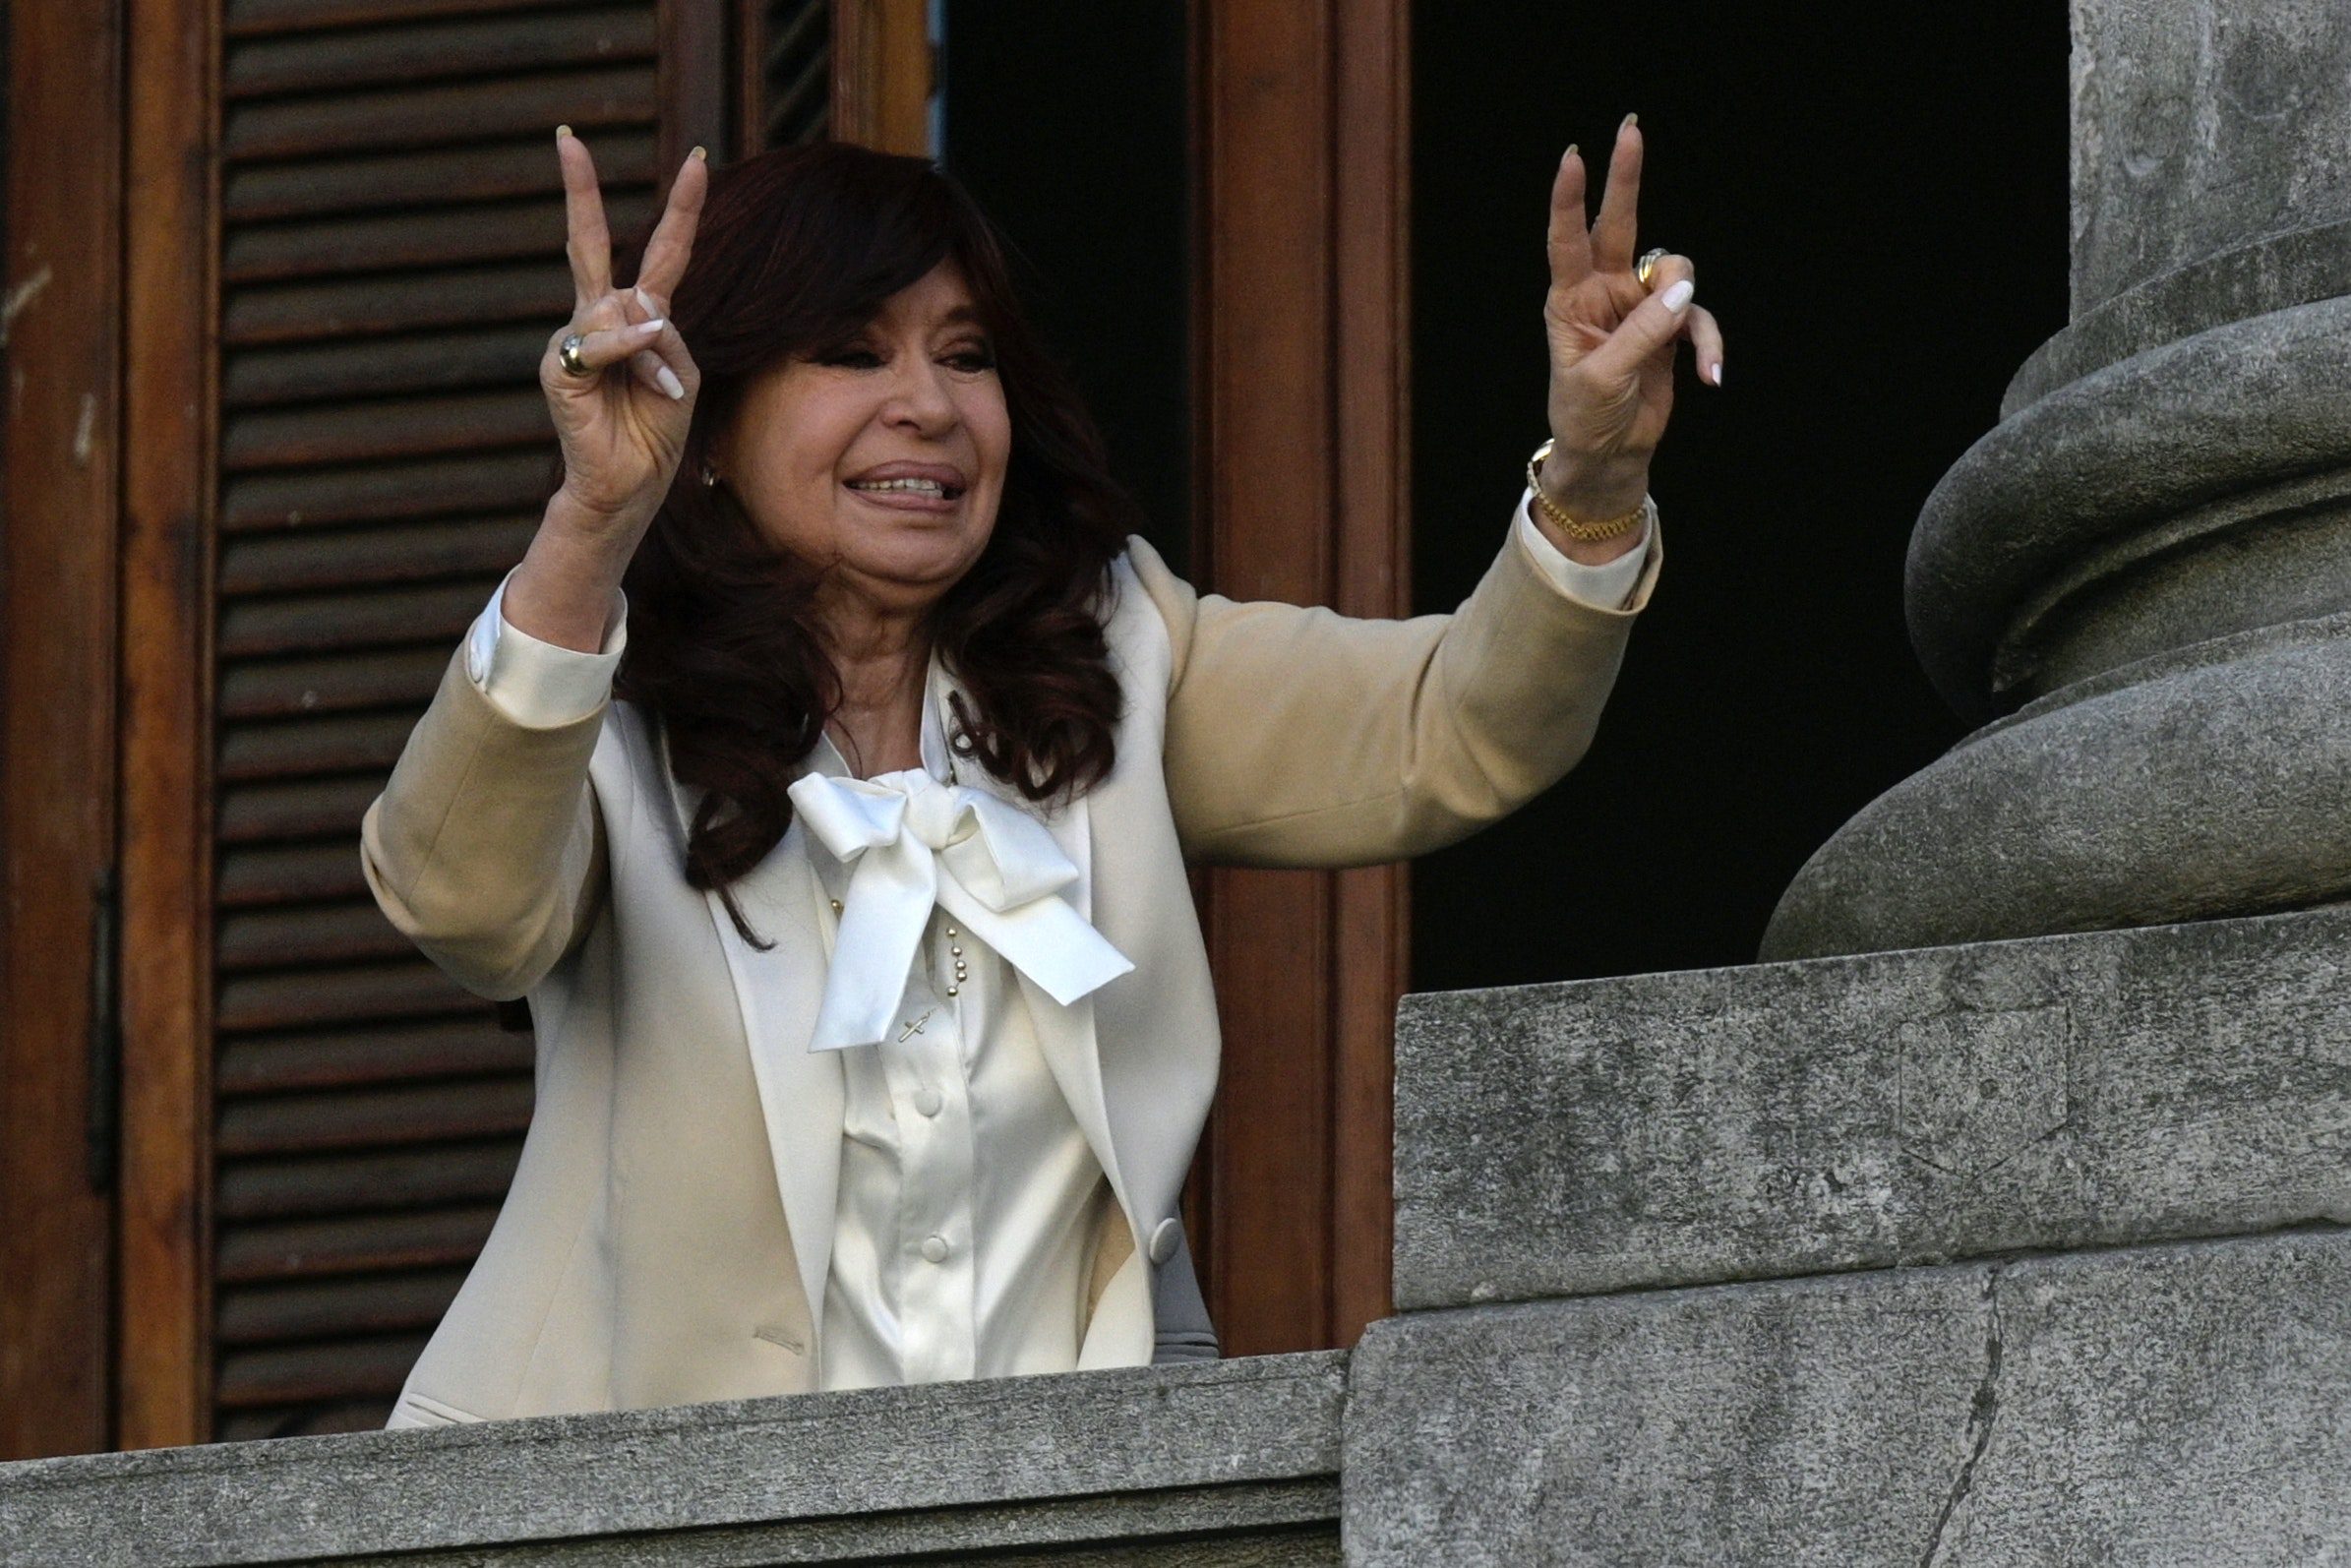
759, 0, 830, 149
211, 0, 680, 1441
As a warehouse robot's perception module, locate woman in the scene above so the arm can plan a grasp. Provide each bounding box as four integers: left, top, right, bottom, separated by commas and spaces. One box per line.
363, 125, 1718, 1426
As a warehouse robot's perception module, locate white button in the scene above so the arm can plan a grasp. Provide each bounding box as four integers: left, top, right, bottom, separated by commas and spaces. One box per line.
913, 1086, 943, 1117
1147, 1218, 1182, 1265
920, 1235, 950, 1263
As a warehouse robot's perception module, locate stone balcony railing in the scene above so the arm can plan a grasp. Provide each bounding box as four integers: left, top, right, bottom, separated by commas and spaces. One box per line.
0, 1352, 1346, 1565
9, 906, 2351, 1564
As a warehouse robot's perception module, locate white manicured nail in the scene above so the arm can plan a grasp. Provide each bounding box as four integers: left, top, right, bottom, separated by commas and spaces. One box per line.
1713, 362, 1724, 386
656, 366, 685, 399
1661, 279, 1694, 312
632, 317, 666, 335
635, 287, 662, 316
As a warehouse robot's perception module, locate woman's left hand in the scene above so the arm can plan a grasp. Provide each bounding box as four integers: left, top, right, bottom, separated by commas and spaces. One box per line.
1537, 116, 1724, 550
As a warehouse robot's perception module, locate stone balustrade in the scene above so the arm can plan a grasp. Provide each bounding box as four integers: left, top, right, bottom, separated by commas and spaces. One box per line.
15, 910, 2349, 1564
0, 1353, 1345, 1565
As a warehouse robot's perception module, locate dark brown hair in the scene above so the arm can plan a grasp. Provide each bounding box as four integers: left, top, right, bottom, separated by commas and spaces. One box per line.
612, 142, 1138, 942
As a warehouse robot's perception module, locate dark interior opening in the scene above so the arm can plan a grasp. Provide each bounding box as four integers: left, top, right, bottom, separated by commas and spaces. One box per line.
938, 4, 2070, 992
938, 0, 1192, 577
1410, 3, 2070, 989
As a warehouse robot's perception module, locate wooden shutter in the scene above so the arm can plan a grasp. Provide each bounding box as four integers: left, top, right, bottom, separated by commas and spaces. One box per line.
201, 0, 681, 1443
91, 0, 919, 1452
749, 0, 830, 152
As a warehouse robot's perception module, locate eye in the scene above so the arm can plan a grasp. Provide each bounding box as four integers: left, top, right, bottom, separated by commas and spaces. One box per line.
817, 341, 882, 368
946, 347, 998, 373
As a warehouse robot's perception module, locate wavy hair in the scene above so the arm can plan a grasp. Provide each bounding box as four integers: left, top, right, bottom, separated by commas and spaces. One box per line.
610, 142, 1138, 943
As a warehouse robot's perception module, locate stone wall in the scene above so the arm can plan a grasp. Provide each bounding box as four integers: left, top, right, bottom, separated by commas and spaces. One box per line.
1354, 908, 2351, 1564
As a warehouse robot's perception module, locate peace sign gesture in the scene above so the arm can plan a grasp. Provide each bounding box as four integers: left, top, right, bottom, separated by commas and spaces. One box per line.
540, 127, 709, 543
1536, 117, 1724, 554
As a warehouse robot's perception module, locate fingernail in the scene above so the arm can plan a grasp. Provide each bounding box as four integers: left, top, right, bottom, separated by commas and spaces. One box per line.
1712, 362, 1725, 387
1661, 278, 1694, 312
632, 317, 666, 335
1621, 112, 1639, 131
556, 124, 572, 140
634, 286, 661, 316
690, 145, 707, 161
1564, 144, 1578, 161
657, 366, 685, 400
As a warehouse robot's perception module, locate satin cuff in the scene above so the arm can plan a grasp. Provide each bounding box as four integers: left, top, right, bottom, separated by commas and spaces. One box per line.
465, 568, 629, 728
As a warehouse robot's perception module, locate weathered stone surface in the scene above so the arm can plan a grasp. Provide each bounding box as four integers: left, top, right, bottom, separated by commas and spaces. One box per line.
1904, 298, 2351, 719
1763, 619, 2351, 959
1396, 907, 2351, 1311
2071, 0, 2351, 316
1346, 1232, 2351, 1566
2003, 216, 2351, 415
0, 1353, 1345, 1567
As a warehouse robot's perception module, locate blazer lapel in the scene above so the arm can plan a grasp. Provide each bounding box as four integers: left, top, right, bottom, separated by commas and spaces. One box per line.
655, 725, 844, 1335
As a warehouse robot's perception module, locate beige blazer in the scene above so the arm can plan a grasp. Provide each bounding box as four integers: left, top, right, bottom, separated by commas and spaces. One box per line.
360, 523, 1658, 1427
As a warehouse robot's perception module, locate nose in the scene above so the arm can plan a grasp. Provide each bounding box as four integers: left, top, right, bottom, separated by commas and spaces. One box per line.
882, 352, 958, 435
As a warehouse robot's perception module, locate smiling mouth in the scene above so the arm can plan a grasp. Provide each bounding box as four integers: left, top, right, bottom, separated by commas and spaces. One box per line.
845, 477, 966, 501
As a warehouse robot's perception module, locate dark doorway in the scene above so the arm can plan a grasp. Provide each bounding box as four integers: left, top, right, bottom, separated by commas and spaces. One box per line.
937, 0, 1192, 576
1411, 4, 2070, 990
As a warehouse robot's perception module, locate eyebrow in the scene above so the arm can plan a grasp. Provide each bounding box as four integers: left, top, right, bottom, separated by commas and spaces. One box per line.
936, 305, 988, 331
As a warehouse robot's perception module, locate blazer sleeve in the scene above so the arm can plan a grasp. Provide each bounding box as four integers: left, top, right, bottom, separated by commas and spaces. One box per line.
359, 644, 611, 1001
1128, 512, 1661, 869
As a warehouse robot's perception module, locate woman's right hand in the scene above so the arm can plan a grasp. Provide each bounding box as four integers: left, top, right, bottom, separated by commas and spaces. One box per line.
540, 127, 709, 545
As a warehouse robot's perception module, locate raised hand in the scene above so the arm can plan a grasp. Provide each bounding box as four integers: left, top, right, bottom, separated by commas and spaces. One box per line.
1537, 116, 1724, 545
541, 127, 708, 541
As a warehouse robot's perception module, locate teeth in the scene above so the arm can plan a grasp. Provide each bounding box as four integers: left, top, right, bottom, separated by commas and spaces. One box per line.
849, 477, 949, 496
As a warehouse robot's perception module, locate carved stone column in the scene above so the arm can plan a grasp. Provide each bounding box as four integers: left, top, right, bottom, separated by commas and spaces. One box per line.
1767, 0, 2351, 960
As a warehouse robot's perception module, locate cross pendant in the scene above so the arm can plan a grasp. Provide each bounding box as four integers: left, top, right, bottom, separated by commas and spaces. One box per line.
897, 1007, 936, 1043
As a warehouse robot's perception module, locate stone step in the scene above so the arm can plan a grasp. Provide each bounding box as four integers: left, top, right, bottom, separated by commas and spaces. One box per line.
1346, 1228, 2351, 1566
1394, 905, 2351, 1312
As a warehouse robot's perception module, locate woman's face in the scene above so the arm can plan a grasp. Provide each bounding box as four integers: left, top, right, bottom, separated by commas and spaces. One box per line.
716, 262, 1010, 617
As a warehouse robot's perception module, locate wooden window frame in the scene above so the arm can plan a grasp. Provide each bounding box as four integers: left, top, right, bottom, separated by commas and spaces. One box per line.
112, 0, 220, 1454
1189, 0, 1412, 1355
828, 0, 934, 155
0, 0, 132, 1462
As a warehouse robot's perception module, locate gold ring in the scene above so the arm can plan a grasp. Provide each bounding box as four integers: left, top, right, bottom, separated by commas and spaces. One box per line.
558, 332, 593, 377
1636, 248, 1671, 289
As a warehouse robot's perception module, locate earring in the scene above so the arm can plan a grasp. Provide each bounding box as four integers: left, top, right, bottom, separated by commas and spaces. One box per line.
698, 461, 718, 487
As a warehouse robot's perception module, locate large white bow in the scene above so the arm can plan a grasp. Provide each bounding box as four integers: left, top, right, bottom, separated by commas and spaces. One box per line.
787, 768, 1135, 1052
